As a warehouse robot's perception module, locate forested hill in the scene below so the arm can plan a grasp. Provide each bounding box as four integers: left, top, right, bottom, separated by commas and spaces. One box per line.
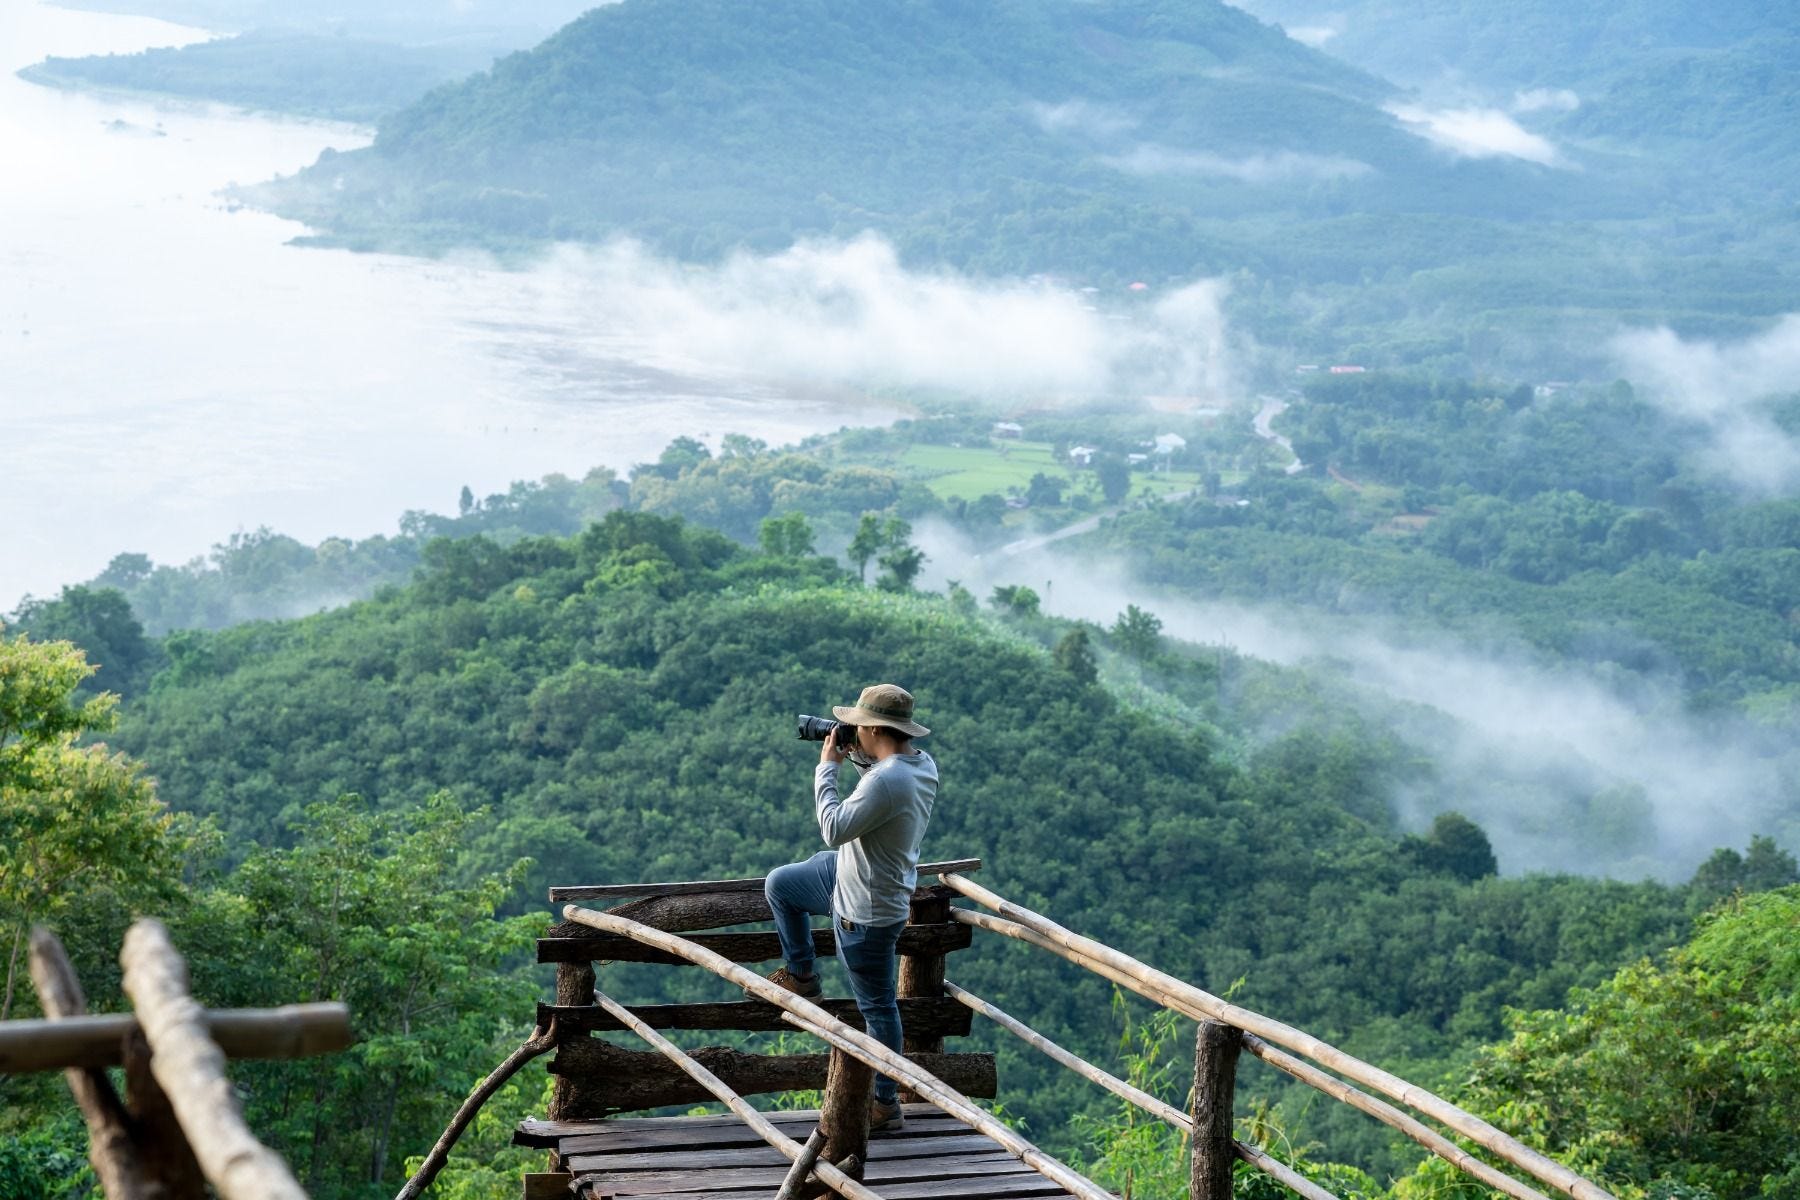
262, 0, 1584, 275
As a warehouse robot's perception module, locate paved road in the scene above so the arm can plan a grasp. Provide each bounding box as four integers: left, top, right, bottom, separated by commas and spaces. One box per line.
1253, 394, 1305, 474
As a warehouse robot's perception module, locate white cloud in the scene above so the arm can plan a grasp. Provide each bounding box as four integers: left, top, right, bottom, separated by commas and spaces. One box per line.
1284, 23, 1339, 48
520, 234, 1243, 401
1103, 144, 1373, 183
1386, 103, 1564, 165
1612, 315, 1800, 493
913, 528, 1798, 879
1027, 99, 1138, 140
1512, 87, 1580, 114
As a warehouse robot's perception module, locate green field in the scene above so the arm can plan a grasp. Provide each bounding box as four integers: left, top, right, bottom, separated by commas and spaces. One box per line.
899, 440, 1203, 503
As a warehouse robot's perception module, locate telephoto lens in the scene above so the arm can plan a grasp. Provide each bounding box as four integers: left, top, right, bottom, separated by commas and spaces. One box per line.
795, 714, 838, 741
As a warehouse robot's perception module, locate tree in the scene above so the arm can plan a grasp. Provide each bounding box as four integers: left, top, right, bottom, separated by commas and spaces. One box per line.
1111, 604, 1163, 659
758, 512, 816, 558
1025, 472, 1065, 508
847, 513, 884, 584
1400, 812, 1497, 882
11, 586, 156, 697
1054, 628, 1098, 685
458, 484, 475, 516
874, 517, 925, 591
1689, 835, 1799, 906
213, 793, 539, 1193
876, 543, 926, 592
0, 630, 198, 1021
989, 584, 1040, 616
1397, 888, 1800, 1200
1094, 454, 1131, 505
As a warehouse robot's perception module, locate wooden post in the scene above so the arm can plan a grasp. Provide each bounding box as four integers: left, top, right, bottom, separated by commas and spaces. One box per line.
547, 960, 593, 1121
817, 1047, 871, 1195
898, 892, 948, 1053
122, 1025, 207, 1198
1191, 1019, 1242, 1200
896, 891, 947, 1104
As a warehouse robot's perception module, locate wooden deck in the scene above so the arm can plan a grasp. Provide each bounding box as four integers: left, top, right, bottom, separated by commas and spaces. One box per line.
516, 1105, 1101, 1199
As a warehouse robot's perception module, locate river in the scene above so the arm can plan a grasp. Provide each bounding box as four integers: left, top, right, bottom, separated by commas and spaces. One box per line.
0, 0, 892, 608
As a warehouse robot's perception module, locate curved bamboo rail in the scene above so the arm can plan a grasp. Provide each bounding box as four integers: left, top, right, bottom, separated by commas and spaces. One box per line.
944, 981, 1339, 1200
561, 903, 1115, 1200
590, 988, 885, 1200
939, 872, 1612, 1200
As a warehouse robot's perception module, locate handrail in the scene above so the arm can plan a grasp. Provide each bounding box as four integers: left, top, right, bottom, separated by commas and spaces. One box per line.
561, 903, 1115, 1200
940, 872, 1612, 1200
590, 988, 884, 1200
945, 981, 1339, 1200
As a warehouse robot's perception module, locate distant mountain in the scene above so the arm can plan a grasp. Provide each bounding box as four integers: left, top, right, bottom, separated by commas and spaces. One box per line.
261, 0, 1593, 274
1229, 0, 1800, 200
21, 31, 501, 123
245, 0, 1800, 371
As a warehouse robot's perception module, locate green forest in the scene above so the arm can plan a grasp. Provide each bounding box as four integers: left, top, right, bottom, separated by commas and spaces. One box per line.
7, 367, 1800, 1196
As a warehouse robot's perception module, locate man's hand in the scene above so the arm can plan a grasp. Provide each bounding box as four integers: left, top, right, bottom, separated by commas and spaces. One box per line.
821, 727, 848, 766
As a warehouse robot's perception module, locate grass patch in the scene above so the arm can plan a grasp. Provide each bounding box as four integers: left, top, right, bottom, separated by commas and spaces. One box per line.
899, 440, 1202, 502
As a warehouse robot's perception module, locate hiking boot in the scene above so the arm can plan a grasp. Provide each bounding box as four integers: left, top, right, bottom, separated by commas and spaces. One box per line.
869, 1097, 906, 1135
747, 966, 821, 1001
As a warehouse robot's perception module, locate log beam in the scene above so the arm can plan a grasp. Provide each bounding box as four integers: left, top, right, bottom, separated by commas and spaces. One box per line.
0, 1005, 353, 1073
537, 921, 970, 966
547, 1035, 994, 1117
819, 1048, 873, 1193
537, 995, 971, 1038
550, 859, 980, 902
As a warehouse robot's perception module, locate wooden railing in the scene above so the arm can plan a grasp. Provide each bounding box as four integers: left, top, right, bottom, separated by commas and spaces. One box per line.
1, 921, 352, 1200
398, 860, 1618, 1200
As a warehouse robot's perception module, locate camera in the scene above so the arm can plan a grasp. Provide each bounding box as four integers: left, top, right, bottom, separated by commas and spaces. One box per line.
796, 714, 855, 748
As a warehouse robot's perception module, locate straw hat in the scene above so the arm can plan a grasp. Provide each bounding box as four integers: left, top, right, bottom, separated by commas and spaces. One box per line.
832, 683, 929, 738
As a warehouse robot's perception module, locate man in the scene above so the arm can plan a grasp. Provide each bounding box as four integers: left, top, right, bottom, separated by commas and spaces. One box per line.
761, 683, 937, 1135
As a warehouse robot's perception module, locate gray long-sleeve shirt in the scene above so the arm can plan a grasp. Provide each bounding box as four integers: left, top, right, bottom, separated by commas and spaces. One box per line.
814, 749, 938, 925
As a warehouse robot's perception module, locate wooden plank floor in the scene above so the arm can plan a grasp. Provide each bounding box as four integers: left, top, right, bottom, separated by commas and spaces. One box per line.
519, 1106, 1102, 1199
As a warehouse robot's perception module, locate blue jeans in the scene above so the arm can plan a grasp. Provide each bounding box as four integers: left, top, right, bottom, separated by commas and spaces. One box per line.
765, 850, 907, 1104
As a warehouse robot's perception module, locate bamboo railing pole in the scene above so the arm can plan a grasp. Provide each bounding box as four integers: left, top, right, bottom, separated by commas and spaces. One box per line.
119, 919, 309, 1200
394, 1021, 561, 1200
946, 979, 1189, 1127
940, 873, 1611, 1200
26, 927, 157, 1200
562, 904, 1113, 1200
1242, 1035, 1551, 1200
945, 981, 1338, 1200
954, 907, 1546, 1200
588, 988, 886, 1200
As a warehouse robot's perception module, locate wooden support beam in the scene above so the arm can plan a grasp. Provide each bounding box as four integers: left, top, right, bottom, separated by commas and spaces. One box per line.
774, 1128, 827, 1200
563, 903, 1111, 1200
549, 859, 981, 902
536, 995, 971, 1038
537, 921, 971, 966
547, 1035, 994, 1117
0, 1005, 352, 1074
589, 988, 886, 1200
820, 1047, 873, 1191
119, 918, 309, 1200
940, 872, 1613, 1200
1192, 1020, 1241, 1200
395, 1020, 559, 1200
26, 927, 159, 1200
